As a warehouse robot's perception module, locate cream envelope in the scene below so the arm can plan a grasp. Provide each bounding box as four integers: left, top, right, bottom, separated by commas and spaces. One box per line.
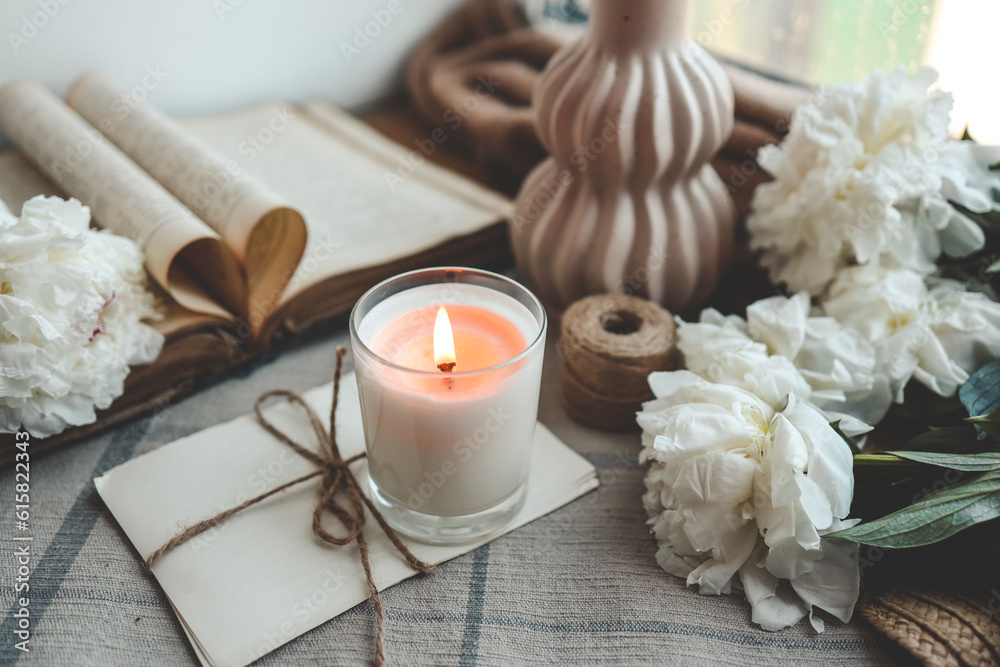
96, 372, 599, 667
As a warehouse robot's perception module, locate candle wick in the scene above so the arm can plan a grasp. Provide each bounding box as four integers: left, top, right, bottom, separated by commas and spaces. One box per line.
437, 362, 456, 373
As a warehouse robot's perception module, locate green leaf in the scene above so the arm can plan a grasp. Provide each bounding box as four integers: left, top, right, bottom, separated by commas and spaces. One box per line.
903, 425, 987, 453
960, 360, 1000, 441
893, 451, 1000, 471
987, 257, 1000, 275
853, 451, 1000, 471
853, 453, 914, 467
967, 407, 1000, 443
962, 125, 975, 141
830, 470, 1000, 548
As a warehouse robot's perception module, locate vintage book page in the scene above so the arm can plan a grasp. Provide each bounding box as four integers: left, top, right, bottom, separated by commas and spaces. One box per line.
66, 72, 308, 328
177, 99, 514, 314
96, 373, 599, 667
0, 81, 242, 320
0, 81, 514, 338
0, 149, 231, 341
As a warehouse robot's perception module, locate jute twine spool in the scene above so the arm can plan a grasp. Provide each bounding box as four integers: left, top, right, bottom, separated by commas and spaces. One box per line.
558, 294, 677, 431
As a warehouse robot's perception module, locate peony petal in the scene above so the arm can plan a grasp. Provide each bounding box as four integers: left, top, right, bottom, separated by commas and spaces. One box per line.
939, 209, 986, 258
656, 544, 700, 580
647, 370, 710, 400
790, 538, 860, 624
646, 404, 752, 461
763, 530, 823, 580
746, 292, 808, 358
768, 413, 809, 507
823, 374, 894, 427
739, 544, 810, 631
783, 401, 856, 521
673, 452, 756, 537
795, 476, 835, 532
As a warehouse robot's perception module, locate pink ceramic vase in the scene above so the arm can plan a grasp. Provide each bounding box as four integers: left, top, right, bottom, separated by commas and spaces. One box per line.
511, 0, 735, 313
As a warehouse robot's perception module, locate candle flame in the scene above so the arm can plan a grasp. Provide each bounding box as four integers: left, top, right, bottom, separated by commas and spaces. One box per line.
434, 306, 456, 372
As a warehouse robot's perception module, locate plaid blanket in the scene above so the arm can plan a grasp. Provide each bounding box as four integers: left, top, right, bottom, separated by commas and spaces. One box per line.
0, 327, 909, 666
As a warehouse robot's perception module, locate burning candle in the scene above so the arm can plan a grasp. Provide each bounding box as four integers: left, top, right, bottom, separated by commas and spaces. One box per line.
350, 267, 546, 544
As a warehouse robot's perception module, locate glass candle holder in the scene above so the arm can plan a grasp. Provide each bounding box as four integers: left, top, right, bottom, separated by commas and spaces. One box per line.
350, 267, 546, 544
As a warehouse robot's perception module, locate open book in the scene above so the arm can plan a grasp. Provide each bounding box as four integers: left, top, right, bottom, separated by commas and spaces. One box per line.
0, 73, 513, 455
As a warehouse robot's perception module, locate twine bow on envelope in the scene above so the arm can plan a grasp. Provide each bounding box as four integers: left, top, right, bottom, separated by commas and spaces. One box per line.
145, 347, 436, 666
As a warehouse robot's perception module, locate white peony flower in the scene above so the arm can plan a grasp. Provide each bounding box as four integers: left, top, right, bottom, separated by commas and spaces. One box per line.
0, 196, 163, 437
675, 293, 885, 425
936, 141, 1000, 216
747, 66, 996, 295
639, 372, 859, 632
889, 140, 1000, 271
822, 265, 1000, 402
675, 307, 811, 409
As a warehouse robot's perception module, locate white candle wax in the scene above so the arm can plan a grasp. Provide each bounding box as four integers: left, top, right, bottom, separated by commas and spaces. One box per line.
354, 282, 544, 517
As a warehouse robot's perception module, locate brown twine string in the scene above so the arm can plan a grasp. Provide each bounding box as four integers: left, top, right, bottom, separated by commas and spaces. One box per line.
145, 346, 435, 666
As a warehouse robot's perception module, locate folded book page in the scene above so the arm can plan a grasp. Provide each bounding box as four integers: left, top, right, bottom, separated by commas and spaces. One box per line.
0, 149, 234, 347
96, 372, 598, 667
66, 72, 308, 329
0, 77, 514, 336
0, 80, 243, 320
177, 99, 514, 314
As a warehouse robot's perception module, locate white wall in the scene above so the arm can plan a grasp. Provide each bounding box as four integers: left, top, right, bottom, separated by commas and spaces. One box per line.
0, 0, 466, 117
